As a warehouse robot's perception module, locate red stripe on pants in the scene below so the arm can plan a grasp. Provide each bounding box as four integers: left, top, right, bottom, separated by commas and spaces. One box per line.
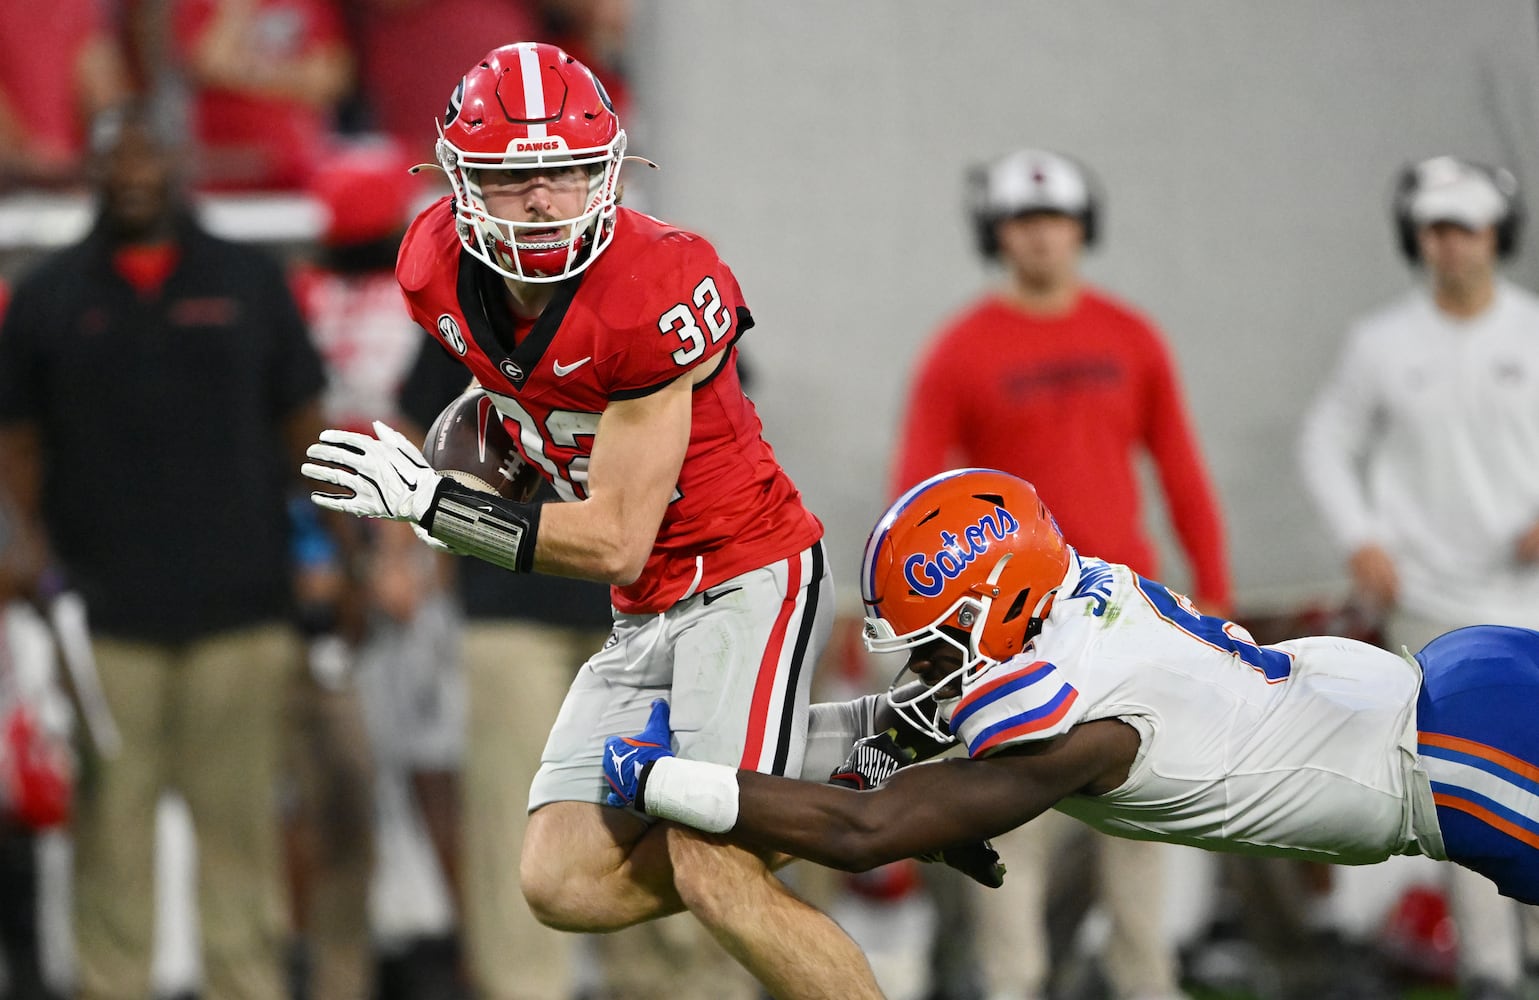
739, 553, 803, 770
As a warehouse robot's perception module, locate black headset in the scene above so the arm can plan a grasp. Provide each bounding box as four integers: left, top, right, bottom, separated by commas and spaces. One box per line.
1392, 156, 1523, 262
968, 150, 1101, 258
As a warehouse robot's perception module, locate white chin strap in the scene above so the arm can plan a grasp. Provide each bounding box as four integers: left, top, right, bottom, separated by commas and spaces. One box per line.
963, 553, 1011, 658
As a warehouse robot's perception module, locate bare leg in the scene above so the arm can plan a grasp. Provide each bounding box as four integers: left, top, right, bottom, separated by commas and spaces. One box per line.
521, 802, 685, 930
522, 802, 885, 1000
665, 824, 884, 1000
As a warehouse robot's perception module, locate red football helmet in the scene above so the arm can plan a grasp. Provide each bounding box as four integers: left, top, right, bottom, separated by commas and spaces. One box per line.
861, 469, 1072, 739
435, 42, 626, 283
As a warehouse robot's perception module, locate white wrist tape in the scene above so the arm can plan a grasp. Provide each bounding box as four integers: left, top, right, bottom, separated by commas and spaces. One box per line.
642, 757, 740, 834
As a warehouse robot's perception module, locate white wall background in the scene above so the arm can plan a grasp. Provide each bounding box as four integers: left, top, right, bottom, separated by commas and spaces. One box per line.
627, 1, 1539, 610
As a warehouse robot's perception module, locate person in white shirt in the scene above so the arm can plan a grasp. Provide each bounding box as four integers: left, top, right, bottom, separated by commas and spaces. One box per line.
1299, 155, 1539, 1000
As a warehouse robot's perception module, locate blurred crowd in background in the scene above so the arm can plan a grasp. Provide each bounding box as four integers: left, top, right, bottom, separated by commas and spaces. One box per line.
0, 4, 1537, 1000
0, 0, 631, 195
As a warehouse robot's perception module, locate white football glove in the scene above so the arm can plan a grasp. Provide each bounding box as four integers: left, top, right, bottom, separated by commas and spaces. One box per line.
303, 420, 444, 524
411, 522, 456, 553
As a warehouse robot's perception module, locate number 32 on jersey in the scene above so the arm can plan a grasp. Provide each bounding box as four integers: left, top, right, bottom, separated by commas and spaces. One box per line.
659, 276, 732, 365
482, 277, 730, 502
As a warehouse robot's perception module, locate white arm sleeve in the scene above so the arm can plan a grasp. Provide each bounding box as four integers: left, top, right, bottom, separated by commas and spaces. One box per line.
1298, 325, 1385, 553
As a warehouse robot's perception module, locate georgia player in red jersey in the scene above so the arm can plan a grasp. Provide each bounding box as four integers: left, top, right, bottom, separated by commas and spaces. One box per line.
302, 42, 885, 999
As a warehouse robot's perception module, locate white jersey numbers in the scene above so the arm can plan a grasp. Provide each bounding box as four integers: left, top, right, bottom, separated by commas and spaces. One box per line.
485, 391, 599, 501
1133, 575, 1294, 682
660, 276, 732, 366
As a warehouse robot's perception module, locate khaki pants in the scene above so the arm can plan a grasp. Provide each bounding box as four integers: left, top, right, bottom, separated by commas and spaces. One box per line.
282, 673, 375, 1000
73, 625, 298, 1000
461, 621, 598, 1000
979, 810, 1182, 999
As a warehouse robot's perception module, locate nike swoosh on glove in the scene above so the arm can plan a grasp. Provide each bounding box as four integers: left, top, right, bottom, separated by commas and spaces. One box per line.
304, 420, 444, 523
603, 699, 675, 809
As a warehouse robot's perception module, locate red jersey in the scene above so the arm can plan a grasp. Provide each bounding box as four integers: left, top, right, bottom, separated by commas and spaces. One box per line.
173, 0, 345, 189
397, 200, 823, 614
890, 288, 1231, 608
0, 0, 106, 163
291, 266, 421, 432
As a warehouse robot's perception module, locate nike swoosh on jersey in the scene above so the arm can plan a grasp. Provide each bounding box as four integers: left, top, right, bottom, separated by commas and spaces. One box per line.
552, 356, 592, 377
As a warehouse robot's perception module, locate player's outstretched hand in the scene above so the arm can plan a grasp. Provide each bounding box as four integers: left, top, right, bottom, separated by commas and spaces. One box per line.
304, 420, 444, 523
918, 840, 1008, 889
828, 729, 1006, 888
604, 699, 675, 809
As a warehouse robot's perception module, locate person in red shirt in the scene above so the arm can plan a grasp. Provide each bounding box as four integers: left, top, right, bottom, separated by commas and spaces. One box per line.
301, 42, 887, 999
173, 0, 352, 190
0, 0, 130, 190
890, 148, 1230, 1000
353, 0, 542, 163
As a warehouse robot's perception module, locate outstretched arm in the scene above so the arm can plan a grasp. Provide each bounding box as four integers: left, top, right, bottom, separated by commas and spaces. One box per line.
608, 701, 1138, 875
728, 720, 1135, 872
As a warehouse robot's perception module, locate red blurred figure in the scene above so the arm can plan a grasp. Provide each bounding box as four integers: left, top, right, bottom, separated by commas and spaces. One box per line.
309, 136, 419, 248
292, 136, 426, 432
354, 0, 541, 163
2, 706, 71, 831
0, 0, 130, 190
1380, 884, 1459, 986
173, 0, 353, 190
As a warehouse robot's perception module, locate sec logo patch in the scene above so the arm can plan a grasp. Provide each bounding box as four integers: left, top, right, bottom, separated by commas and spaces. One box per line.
436, 314, 467, 355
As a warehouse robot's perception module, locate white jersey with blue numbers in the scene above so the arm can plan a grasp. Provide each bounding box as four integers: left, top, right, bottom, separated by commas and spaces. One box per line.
948, 552, 1445, 864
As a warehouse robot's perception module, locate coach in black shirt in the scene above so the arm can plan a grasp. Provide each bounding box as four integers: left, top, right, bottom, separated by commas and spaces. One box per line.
0, 103, 329, 1000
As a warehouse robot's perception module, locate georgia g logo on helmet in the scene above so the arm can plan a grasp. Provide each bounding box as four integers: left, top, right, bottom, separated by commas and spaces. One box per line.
444, 78, 464, 127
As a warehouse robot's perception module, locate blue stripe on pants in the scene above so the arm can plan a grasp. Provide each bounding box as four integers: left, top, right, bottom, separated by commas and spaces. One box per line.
1415, 625, 1539, 904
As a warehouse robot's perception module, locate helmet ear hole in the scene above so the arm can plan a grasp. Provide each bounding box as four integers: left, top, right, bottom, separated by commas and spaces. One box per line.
999, 588, 1031, 625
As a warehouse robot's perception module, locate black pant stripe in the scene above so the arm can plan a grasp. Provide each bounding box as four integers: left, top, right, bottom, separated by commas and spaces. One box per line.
771, 542, 825, 776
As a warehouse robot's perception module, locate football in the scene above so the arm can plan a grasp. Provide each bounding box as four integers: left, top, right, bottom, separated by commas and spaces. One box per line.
421, 387, 542, 502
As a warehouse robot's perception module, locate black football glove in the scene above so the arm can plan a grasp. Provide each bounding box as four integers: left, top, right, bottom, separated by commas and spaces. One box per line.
826, 729, 1007, 889
917, 840, 1007, 889
827, 729, 913, 790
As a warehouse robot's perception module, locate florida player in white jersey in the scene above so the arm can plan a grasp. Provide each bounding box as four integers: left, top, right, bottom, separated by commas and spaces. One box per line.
301, 42, 888, 1000
605, 468, 1539, 910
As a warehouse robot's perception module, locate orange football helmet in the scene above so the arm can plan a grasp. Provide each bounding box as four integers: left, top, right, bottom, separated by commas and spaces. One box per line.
861, 469, 1072, 739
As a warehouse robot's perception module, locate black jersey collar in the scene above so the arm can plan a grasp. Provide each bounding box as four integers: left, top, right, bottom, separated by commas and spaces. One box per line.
456, 251, 584, 391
